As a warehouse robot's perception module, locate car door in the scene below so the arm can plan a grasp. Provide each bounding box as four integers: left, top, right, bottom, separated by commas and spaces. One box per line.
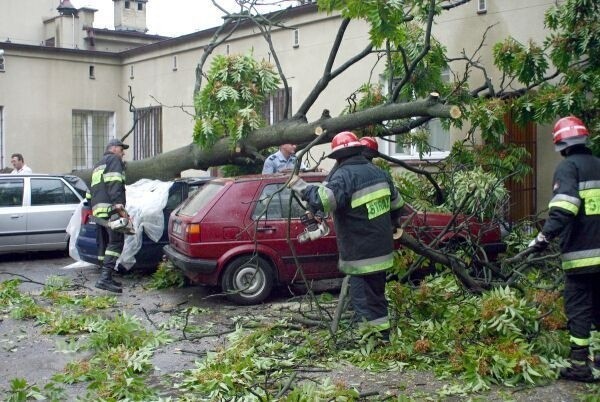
0, 177, 27, 252
27, 177, 82, 249
251, 182, 339, 281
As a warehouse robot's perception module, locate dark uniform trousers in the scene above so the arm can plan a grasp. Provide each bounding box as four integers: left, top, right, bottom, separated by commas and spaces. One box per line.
564, 272, 600, 341
97, 224, 124, 271
349, 272, 388, 323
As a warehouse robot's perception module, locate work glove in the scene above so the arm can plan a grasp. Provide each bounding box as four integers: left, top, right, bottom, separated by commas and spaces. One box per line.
287, 175, 309, 196
528, 232, 549, 251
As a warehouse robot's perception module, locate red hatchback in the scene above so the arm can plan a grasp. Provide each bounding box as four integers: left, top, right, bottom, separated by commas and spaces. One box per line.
164, 173, 506, 305
164, 173, 340, 304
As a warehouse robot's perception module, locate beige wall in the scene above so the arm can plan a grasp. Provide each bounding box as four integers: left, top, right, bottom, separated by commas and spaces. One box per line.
0, 49, 121, 173
0, 0, 57, 46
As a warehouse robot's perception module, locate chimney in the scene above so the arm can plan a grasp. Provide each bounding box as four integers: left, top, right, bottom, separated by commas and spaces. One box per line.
57, 0, 77, 16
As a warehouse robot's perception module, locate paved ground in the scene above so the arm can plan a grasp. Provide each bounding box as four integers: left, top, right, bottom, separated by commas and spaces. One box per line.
0, 252, 597, 401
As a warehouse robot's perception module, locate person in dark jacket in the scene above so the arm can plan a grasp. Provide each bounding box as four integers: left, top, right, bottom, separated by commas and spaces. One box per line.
529, 116, 600, 382
288, 131, 404, 337
90, 138, 129, 293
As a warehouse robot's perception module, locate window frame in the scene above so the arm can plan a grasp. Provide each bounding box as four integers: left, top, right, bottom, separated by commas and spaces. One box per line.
132, 106, 163, 160
72, 110, 115, 170
477, 0, 487, 14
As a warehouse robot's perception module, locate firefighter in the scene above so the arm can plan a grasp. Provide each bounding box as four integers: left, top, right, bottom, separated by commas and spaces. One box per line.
288, 131, 404, 338
529, 116, 600, 382
90, 138, 129, 293
359, 136, 380, 161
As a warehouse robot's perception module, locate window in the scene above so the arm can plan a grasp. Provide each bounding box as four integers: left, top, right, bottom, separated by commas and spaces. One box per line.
0, 179, 23, 207
31, 179, 80, 206
252, 184, 306, 220
0, 50, 4, 72
125, 1, 130, 9
130, 65, 134, 79
138, 2, 143, 11
380, 119, 451, 161
133, 106, 162, 160
477, 0, 487, 13
72, 111, 114, 169
381, 69, 452, 160
262, 88, 292, 125
89, 65, 95, 79
172, 56, 177, 71
293, 29, 299, 48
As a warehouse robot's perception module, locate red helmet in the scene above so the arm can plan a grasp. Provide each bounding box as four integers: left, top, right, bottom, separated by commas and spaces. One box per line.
359, 136, 379, 160
552, 116, 589, 152
328, 131, 364, 159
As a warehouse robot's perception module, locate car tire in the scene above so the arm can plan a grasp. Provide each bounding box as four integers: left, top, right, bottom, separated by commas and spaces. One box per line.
221, 256, 274, 305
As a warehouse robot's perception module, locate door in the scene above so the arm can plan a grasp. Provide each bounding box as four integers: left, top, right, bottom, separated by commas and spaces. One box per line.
504, 112, 537, 221
0, 178, 26, 251
27, 178, 81, 249
251, 183, 339, 281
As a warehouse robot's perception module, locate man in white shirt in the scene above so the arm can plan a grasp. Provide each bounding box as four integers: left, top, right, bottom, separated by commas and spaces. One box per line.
10, 153, 33, 174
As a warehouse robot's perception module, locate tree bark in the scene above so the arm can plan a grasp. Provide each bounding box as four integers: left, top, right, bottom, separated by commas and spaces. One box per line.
74, 97, 458, 184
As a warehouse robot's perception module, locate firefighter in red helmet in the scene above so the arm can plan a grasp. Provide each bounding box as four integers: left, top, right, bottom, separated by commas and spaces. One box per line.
288, 131, 404, 339
359, 136, 380, 161
530, 116, 600, 382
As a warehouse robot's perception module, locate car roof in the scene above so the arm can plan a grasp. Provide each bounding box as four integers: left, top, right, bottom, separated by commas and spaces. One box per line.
209, 171, 328, 184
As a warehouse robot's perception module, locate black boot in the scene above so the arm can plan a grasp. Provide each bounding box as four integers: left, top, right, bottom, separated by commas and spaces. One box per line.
560, 347, 594, 383
95, 267, 123, 293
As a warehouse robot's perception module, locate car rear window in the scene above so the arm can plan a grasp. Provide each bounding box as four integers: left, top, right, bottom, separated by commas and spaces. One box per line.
178, 182, 224, 217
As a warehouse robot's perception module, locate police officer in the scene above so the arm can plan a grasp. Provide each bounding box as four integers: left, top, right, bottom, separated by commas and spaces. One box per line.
90, 138, 129, 293
262, 144, 302, 173
530, 116, 600, 382
288, 131, 404, 337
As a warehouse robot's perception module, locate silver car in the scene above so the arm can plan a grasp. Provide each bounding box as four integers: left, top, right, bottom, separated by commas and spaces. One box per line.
0, 174, 87, 254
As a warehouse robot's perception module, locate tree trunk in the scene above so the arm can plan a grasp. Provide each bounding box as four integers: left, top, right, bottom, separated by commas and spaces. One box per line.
74, 97, 458, 184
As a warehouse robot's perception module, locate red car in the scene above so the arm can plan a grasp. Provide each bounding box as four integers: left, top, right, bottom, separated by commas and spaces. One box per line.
164, 173, 505, 304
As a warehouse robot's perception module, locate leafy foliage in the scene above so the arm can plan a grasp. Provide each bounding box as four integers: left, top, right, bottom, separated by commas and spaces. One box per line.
193, 53, 280, 150
147, 260, 186, 289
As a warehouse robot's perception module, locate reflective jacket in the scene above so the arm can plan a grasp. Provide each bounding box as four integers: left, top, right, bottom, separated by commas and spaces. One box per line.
542, 148, 600, 275
90, 151, 126, 218
302, 155, 404, 275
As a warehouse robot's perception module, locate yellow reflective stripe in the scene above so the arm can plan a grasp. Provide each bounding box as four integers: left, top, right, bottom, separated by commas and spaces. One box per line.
359, 317, 390, 332
548, 200, 579, 215
562, 256, 600, 270
351, 187, 391, 208
103, 172, 125, 183
92, 203, 111, 218
339, 253, 394, 275
570, 336, 590, 347
317, 186, 336, 213
98, 256, 105, 261
91, 165, 106, 186
105, 250, 121, 257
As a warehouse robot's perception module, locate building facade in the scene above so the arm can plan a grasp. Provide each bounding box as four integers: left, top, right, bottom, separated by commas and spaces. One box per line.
0, 0, 560, 218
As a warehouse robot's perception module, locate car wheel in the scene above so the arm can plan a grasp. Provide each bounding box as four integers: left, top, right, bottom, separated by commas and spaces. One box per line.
221, 256, 274, 305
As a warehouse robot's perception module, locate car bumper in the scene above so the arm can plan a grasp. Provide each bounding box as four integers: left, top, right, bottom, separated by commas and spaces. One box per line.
163, 245, 218, 275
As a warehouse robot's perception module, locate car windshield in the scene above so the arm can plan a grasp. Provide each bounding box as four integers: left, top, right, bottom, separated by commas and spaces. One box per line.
178, 182, 224, 217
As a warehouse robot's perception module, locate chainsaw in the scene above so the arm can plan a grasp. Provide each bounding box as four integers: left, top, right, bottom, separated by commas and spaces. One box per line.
92, 208, 135, 235
297, 210, 329, 243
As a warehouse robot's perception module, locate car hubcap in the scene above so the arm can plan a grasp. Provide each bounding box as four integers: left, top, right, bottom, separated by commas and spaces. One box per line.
234, 266, 265, 295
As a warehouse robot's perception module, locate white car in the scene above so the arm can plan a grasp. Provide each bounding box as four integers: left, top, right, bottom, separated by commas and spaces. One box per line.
0, 174, 87, 254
